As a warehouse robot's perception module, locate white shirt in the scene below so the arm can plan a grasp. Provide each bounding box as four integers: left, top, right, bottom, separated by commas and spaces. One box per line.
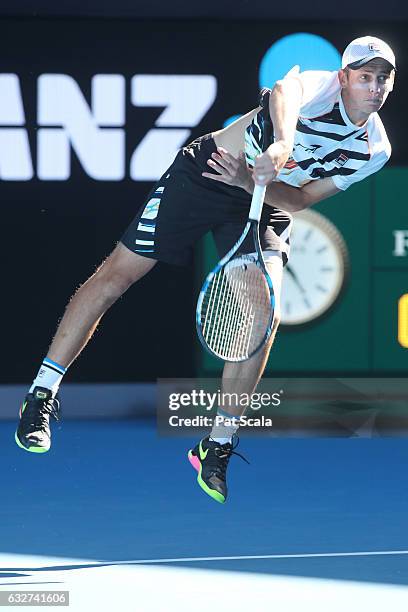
244, 68, 391, 191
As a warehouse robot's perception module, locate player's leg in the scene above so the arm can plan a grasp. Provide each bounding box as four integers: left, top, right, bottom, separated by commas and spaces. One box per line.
189, 251, 283, 503
189, 203, 292, 503
16, 169, 171, 453
212, 211, 290, 439
47, 245, 156, 369
16, 153, 186, 454
15, 245, 156, 453
16, 144, 217, 453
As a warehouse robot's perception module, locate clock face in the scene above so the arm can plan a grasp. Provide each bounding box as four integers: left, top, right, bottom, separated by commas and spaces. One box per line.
281, 209, 349, 326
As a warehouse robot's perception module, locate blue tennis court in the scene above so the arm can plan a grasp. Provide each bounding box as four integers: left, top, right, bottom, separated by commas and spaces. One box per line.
1, 416, 408, 610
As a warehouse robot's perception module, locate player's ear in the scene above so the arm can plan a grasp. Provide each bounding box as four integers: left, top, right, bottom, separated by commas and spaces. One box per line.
338, 68, 348, 89
388, 69, 395, 92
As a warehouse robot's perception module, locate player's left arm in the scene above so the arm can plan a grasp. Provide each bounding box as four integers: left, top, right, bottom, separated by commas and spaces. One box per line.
294, 177, 341, 208
202, 147, 340, 212
262, 177, 340, 212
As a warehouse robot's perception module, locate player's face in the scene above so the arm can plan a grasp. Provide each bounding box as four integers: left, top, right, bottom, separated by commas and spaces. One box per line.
340, 59, 395, 115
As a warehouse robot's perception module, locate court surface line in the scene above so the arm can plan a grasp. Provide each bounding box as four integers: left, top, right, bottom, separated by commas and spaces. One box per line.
105, 550, 408, 565
3, 550, 408, 573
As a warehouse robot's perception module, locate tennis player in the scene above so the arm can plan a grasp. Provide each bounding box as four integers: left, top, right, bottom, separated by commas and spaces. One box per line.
16, 37, 395, 503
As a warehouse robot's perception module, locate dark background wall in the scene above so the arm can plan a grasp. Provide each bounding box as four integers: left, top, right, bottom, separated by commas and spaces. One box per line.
0, 17, 406, 383
1, 0, 408, 19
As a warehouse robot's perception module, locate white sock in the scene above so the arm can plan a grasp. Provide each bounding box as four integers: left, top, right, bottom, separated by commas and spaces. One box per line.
210, 409, 241, 444
29, 357, 67, 397
210, 436, 232, 445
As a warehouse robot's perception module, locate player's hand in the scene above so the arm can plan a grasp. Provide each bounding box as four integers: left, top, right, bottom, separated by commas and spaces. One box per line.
253, 140, 291, 186
202, 147, 252, 192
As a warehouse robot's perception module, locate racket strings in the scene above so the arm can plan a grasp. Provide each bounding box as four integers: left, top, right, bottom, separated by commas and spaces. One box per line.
200, 257, 272, 361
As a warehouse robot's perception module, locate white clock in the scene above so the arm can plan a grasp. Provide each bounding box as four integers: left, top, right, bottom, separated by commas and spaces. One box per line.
281, 209, 349, 326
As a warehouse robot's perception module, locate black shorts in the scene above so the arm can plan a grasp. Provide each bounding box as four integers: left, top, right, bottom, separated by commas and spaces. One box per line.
120, 134, 293, 267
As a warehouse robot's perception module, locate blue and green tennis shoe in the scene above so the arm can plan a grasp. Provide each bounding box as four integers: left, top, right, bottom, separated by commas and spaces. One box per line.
188, 435, 249, 504
15, 386, 60, 453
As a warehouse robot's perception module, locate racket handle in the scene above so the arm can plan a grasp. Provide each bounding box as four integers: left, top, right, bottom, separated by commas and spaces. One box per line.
248, 183, 266, 222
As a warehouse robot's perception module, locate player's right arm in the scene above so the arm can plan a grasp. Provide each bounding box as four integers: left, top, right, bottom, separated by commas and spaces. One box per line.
253, 75, 303, 185
212, 75, 303, 174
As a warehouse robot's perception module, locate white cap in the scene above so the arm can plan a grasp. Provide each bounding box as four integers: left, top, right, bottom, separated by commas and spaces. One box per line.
342, 36, 396, 70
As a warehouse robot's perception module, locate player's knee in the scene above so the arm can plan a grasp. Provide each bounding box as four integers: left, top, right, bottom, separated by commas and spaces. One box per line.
96, 246, 154, 294
94, 261, 134, 298
107, 272, 134, 297
100, 263, 138, 297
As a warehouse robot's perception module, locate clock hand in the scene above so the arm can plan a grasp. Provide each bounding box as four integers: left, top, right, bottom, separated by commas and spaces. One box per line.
286, 264, 307, 294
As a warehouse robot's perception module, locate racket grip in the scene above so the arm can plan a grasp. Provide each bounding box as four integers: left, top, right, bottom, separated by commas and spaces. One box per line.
248, 184, 267, 221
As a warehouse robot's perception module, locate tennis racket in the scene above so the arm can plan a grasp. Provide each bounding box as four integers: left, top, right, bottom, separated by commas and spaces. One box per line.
196, 124, 275, 362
